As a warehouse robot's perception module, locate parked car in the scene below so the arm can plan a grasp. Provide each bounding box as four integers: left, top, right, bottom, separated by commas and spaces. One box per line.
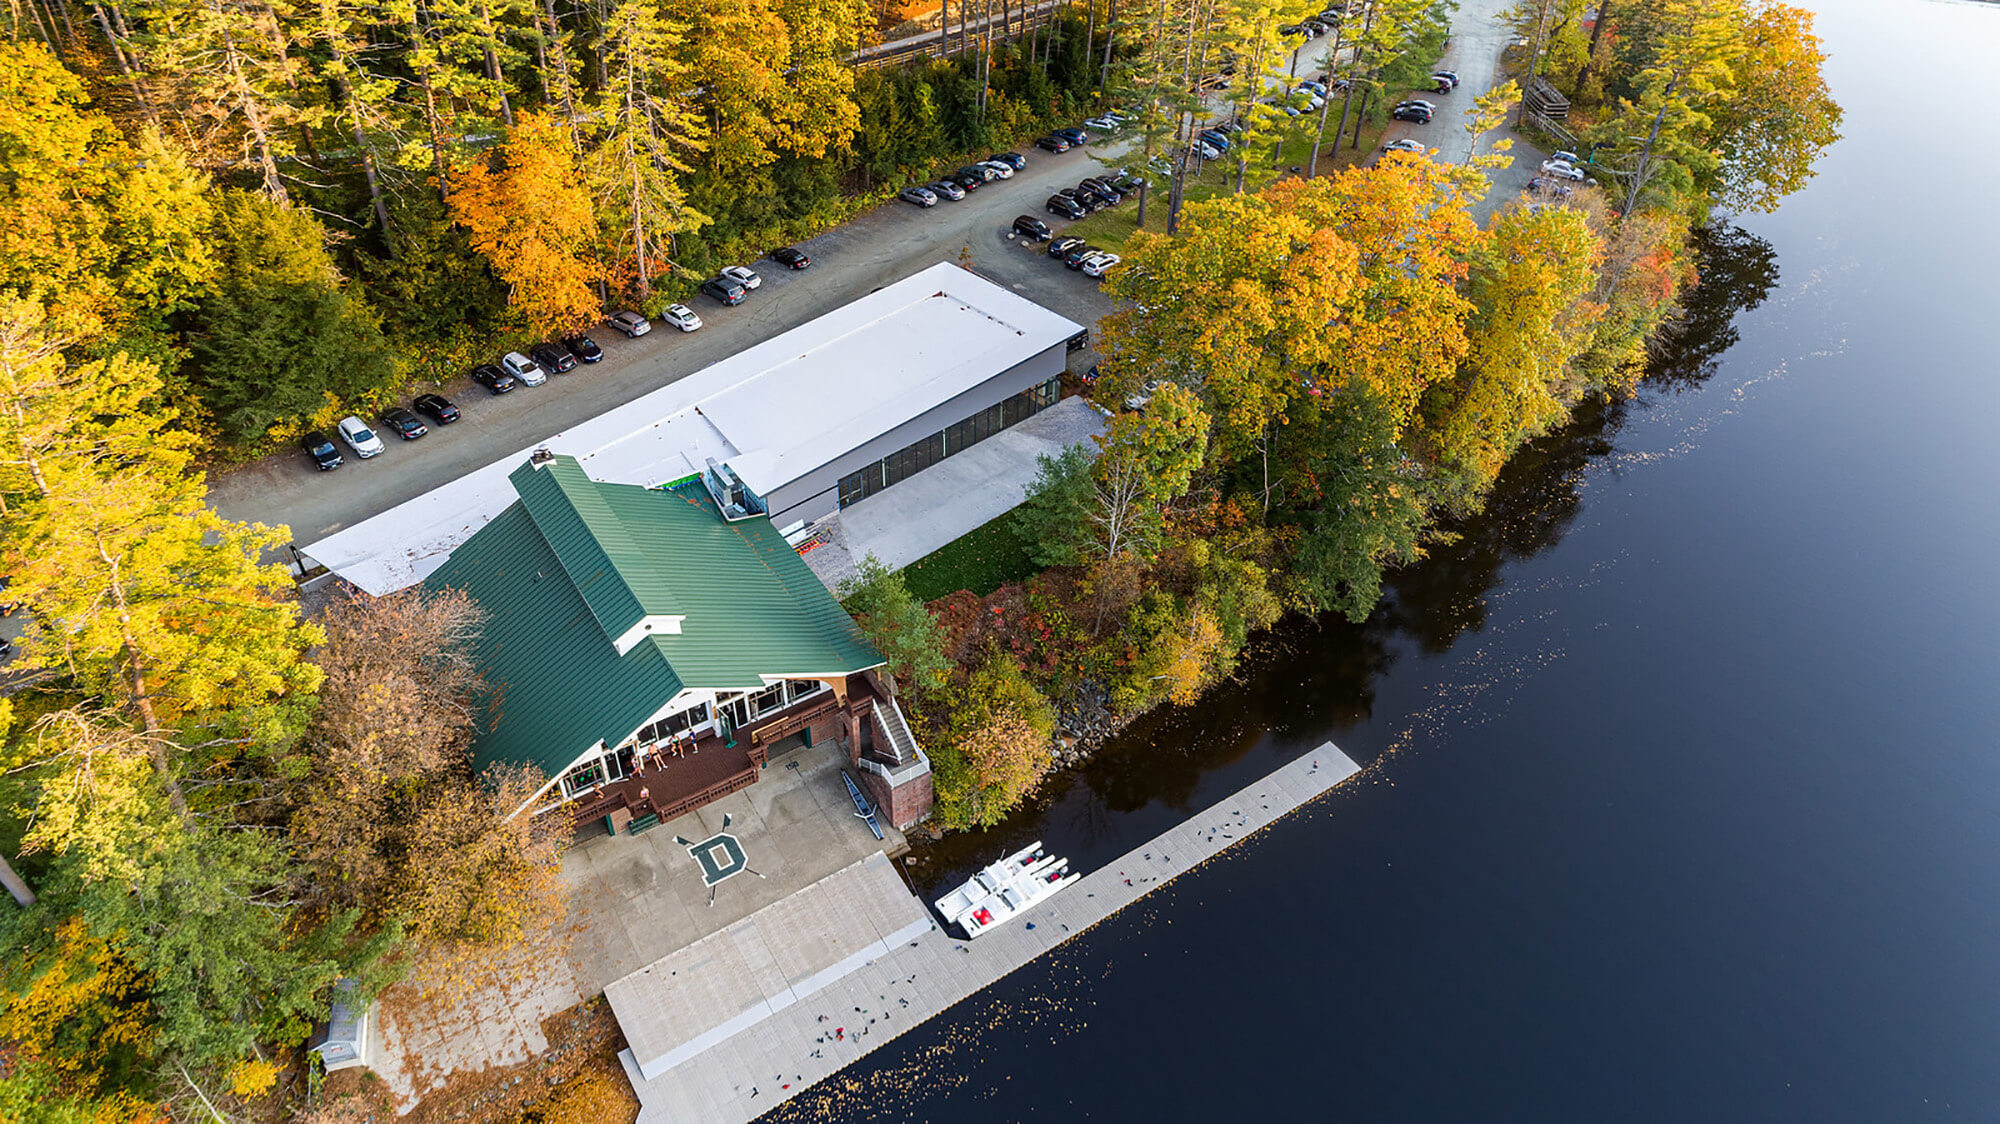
1075, 180, 1121, 207
1081, 252, 1122, 279
958, 164, 998, 184
501, 350, 546, 386
976, 160, 1015, 179
1084, 114, 1120, 130
1392, 104, 1432, 123
928, 179, 965, 201
900, 185, 939, 207
531, 342, 577, 374
1199, 129, 1231, 151
720, 265, 762, 291
1035, 134, 1072, 153
700, 276, 748, 305
1047, 194, 1087, 220
770, 246, 811, 269
1431, 70, 1460, 89
414, 393, 460, 423
1057, 186, 1105, 212
0, 636, 12, 660
1527, 176, 1576, 197
471, 363, 517, 393
947, 170, 983, 192
1398, 98, 1438, 113
989, 151, 1029, 170
661, 302, 703, 332
1110, 171, 1146, 194
301, 430, 343, 470
1549, 149, 1582, 166
337, 416, 385, 458
1300, 79, 1327, 95
380, 406, 428, 440
1540, 158, 1587, 181
1192, 140, 1223, 159
1012, 214, 1053, 241
610, 309, 652, 337
1383, 137, 1427, 155
1048, 235, 1087, 258
562, 334, 603, 363
1053, 126, 1089, 145
1063, 242, 1104, 269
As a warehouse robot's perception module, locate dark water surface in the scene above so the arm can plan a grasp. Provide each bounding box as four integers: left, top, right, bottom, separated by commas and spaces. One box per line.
775, 1, 2000, 1118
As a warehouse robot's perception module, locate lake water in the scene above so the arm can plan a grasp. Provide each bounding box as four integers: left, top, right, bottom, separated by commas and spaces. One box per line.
773, 1, 2000, 1118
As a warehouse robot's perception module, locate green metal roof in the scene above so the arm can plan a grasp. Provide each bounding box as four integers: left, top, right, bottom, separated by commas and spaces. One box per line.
425, 456, 882, 781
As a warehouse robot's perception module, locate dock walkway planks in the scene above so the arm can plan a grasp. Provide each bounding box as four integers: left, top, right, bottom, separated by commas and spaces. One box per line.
620, 741, 1363, 1123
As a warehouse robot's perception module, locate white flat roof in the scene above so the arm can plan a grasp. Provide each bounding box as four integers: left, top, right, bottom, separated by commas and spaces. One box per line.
302, 263, 1083, 595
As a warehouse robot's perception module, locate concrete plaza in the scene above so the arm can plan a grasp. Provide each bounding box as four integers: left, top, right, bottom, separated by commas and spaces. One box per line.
368, 738, 907, 1114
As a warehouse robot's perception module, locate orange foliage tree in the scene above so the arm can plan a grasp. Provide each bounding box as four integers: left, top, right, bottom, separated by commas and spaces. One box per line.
448, 112, 605, 336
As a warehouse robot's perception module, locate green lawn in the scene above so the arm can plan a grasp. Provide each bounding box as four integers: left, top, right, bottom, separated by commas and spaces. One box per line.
900, 514, 1039, 602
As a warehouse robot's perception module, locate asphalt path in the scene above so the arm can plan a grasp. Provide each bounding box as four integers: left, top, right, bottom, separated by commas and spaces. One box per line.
207, 141, 1129, 544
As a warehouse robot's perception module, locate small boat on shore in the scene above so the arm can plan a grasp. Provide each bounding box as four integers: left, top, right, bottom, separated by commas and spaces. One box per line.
842, 770, 883, 840
934, 841, 1078, 938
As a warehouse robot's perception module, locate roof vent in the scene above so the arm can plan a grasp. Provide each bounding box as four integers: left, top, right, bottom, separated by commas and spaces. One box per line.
530, 447, 556, 467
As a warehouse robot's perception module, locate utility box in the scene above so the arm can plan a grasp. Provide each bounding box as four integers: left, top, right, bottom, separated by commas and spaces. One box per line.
310, 979, 372, 1072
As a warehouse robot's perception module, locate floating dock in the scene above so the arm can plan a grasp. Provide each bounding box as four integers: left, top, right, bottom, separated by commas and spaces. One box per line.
617, 741, 1363, 1123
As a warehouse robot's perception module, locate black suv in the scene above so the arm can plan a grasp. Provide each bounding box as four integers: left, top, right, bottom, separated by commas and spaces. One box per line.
947, 170, 983, 191
530, 342, 577, 374
380, 406, 428, 440
700, 276, 748, 305
562, 335, 604, 363
1012, 215, 1053, 241
1035, 134, 1072, 153
1049, 235, 1086, 258
414, 393, 460, 424
989, 152, 1028, 170
1392, 104, 1432, 123
1077, 178, 1122, 205
302, 430, 344, 470
1064, 242, 1103, 269
472, 364, 518, 393
1046, 194, 1086, 220
1053, 126, 1089, 145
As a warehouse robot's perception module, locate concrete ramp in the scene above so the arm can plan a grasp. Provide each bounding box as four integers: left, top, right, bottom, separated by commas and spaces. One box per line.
605, 850, 932, 1081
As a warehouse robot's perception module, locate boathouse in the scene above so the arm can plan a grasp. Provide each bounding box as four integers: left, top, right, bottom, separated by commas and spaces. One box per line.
423, 454, 932, 834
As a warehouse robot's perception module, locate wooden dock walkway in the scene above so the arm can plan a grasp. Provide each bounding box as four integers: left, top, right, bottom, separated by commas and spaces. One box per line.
619, 741, 1363, 1123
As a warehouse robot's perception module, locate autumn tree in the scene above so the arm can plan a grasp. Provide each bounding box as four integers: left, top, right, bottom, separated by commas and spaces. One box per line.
1425, 203, 1605, 497
0, 299, 324, 809
451, 112, 606, 331
1706, 1, 1841, 213
0, 45, 218, 346
927, 645, 1057, 829
291, 587, 568, 949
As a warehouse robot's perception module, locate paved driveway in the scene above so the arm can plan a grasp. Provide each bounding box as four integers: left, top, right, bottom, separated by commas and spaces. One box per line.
208, 141, 1132, 544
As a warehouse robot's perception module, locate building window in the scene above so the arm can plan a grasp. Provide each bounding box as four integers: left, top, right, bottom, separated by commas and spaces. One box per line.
561, 757, 607, 799
632, 701, 711, 749
832, 376, 1065, 510
786, 679, 825, 703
